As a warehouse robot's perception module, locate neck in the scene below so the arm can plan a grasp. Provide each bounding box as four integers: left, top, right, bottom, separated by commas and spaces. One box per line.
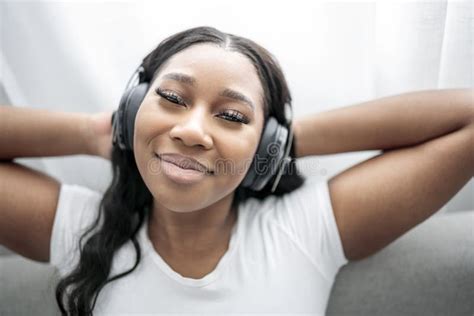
147, 195, 237, 257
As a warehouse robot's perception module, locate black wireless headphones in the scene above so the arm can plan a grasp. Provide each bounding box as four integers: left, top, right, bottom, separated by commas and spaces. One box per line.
112, 65, 294, 193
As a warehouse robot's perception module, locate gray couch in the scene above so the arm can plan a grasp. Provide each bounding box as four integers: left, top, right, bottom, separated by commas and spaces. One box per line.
1, 211, 473, 315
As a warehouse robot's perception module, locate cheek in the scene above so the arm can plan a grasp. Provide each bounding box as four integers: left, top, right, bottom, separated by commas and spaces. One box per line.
212, 132, 260, 179
133, 105, 166, 184
134, 105, 167, 150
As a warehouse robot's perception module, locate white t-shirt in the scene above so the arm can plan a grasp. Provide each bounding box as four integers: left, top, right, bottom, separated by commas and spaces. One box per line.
50, 176, 348, 315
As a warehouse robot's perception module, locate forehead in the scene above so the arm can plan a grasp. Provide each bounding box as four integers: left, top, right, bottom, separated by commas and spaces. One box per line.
154, 44, 264, 105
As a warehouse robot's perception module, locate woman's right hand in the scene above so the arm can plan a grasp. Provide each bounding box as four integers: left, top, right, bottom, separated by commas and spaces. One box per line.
88, 111, 114, 160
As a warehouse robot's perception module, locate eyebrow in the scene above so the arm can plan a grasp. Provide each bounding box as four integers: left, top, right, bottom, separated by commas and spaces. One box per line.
162, 72, 255, 111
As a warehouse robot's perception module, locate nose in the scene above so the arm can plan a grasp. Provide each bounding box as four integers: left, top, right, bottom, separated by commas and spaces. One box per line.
168, 106, 213, 149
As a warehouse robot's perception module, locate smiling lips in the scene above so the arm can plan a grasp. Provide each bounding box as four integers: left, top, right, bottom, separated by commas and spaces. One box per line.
157, 153, 212, 174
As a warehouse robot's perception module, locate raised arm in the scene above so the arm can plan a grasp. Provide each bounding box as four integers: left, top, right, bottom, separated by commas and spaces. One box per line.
292, 89, 473, 261
0, 105, 101, 160
0, 105, 112, 262
293, 88, 473, 157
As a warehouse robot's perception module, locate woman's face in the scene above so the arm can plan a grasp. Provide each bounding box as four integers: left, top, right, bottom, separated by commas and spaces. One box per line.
134, 43, 265, 212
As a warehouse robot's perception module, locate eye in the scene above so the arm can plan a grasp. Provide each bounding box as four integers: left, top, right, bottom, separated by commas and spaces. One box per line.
219, 110, 250, 124
155, 87, 185, 105
155, 87, 249, 124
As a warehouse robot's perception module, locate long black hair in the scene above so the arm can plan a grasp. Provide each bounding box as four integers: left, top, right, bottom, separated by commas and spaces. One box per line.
55, 25, 306, 315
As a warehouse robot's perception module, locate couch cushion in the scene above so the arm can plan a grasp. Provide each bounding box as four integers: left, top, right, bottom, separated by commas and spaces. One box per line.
327, 211, 474, 316
0, 256, 60, 315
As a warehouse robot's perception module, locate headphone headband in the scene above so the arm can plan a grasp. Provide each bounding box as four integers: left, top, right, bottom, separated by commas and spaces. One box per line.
125, 66, 145, 90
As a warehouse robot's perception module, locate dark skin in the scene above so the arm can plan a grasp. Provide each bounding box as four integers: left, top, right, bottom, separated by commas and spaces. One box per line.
132, 44, 265, 277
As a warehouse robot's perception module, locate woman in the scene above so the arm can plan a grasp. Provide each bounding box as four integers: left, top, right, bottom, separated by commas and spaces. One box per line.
0, 26, 472, 315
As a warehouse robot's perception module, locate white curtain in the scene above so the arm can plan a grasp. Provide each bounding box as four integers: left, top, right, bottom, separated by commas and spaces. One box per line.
1, 0, 472, 211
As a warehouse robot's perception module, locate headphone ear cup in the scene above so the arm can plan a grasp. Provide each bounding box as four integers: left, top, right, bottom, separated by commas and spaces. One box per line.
121, 83, 149, 150
241, 117, 288, 191
253, 123, 288, 191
